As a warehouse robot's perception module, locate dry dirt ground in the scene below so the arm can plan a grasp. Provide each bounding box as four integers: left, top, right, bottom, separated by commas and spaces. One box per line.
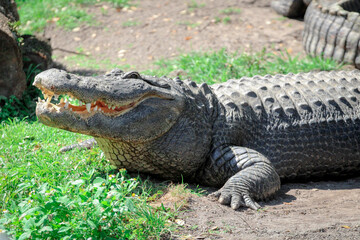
41, 0, 360, 239
45, 0, 304, 72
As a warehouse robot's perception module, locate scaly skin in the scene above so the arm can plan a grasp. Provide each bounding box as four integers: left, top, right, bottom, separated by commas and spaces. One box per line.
34, 68, 360, 210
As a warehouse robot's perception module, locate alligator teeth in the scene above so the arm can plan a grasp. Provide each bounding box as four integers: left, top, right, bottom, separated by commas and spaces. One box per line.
38, 97, 41, 102
47, 95, 53, 103
65, 100, 69, 109
108, 104, 111, 109
79, 101, 83, 106
69, 108, 73, 112
94, 106, 98, 111
54, 94, 59, 100
86, 103, 91, 113
112, 106, 116, 110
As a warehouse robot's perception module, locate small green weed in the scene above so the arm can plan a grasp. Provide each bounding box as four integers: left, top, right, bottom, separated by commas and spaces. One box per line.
187, 0, 205, 11
214, 16, 222, 24
220, 7, 241, 15
213, 16, 231, 24
101, 6, 109, 15
222, 16, 231, 24
105, 0, 131, 8
64, 54, 132, 71
122, 20, 140, 27
177, 21, 201, 28
190, 225, 199, 230
189, 185, 207, 196
275, 16, 287, 21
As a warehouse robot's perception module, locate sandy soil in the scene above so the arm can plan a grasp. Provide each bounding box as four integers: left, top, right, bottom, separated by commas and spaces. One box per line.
41, 0, 360, 239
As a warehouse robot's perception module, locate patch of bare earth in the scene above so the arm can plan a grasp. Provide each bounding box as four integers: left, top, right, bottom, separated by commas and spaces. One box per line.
41, 0, 360, 239
173, 179, 360, 240
44, 0, 303, 72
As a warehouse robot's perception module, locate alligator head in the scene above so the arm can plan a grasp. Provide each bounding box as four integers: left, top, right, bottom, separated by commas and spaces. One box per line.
34, 69, 213, 179
34, 68, 186, 142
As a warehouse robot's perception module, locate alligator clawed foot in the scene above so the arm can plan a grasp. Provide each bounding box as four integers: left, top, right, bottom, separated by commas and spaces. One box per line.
209, 189, 261, 210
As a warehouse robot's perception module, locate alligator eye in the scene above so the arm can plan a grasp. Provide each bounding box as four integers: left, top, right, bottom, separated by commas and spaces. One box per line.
123, 71, 141, 79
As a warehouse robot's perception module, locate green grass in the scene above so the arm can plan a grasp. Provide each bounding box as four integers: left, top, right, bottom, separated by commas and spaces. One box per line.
0, 120, 175, 239
177, 21, 201, 28
220, 7, 241, 15
16, 0, 132, 34
63, 54, 132, 71
146, 48, 343, 84
187, 0, 205, 11
213, 16, 231, 24
62, 49, 343, 83
122, 20, 140, 27
222, 16, 231, 24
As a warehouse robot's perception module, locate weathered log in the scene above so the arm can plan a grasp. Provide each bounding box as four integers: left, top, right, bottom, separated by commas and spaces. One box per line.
0, 0, 25, 98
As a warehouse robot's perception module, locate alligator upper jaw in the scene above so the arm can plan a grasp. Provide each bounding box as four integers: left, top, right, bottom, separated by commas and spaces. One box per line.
33, 68, 173, 118
36, 87, 154, 118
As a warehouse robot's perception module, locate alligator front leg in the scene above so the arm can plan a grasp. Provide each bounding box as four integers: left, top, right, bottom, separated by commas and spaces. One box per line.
208, 146, 280, 210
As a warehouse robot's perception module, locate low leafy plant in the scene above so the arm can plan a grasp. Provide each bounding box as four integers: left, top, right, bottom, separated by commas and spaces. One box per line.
222, 16, 231, 24
1, 171, 169, 239
103, 0, 131, 8
122, 20, 140, 27
187, 0, 205, 11
0, 120, 174, 239
220, 7, 242, 15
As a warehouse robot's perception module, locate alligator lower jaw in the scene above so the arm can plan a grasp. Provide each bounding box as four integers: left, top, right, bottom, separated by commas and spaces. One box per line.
37, 89, 143, 117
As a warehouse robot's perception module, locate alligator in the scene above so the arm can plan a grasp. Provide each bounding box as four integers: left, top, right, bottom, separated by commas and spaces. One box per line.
34, 68, 360, 210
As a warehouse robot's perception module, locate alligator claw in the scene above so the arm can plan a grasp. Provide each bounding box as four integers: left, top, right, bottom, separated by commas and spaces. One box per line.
210, 189, 261, 210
